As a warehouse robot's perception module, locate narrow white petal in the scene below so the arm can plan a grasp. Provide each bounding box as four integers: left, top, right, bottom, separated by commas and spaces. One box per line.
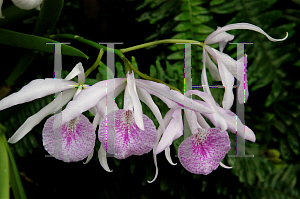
65, 62, 85, 84
195, 112, 211, 129
57, 78, 126, 129
184, 90, 228, 131
201, 49, 212, 95
135, 79, 213, 114
205, 23, 288, 44
11, 0, 43, 10
123, 84, 134, 111
7, 89, 76, 143
155, 109, 183, 155
184, 109, 201, 134
126, 72, 144, 130
148, 149, 159, 183
98, 144, 113, 172
0, 79, 77, 111
205, 51, 221, 81
164, 146, 177, 165
220, 161, 232, 169
136, 86, 165, 132
206, 27, 235, 45
83, 149, 94, 164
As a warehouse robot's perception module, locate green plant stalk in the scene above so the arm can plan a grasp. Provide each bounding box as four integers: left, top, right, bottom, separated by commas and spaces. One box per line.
85, 48, 104, 78
49, 34, 124, 58
120, 39, 203, 53
121, 56, 182, 94
50, 34, 190, 93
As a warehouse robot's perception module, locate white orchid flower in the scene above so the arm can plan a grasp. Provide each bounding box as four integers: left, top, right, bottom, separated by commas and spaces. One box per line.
55, 70, 217, 180
202, 23, 288, 109
0, 0, 42, 18
0, 63, 97, 162
153, 89, 255, 175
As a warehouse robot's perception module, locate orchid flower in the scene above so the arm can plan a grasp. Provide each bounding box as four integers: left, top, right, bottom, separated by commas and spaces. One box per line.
0, 63, 97, 162
202, 23, 288, 109
56, 70, 218, 180
0, 0, 42, 18
153, 89, 255, 175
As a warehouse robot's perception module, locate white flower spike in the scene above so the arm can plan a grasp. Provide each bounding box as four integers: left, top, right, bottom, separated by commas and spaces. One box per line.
202, 23, 288, 109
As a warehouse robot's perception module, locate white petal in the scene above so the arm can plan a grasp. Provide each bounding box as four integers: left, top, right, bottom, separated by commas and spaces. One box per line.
195, 112, 210, 128
83, 149, 94, 164
209, 48, 235, 110
206, 27, 235, 45
184, 90, 228, 131
96, 94, 119, 120
136, 86, 165, 132
155, 109, 183, 155
184, 109, 201, 135
164, 146, 177, 165
65, 62, 85, 84
123, 84, 134, 111
11, 0, 43, 10
201, 49, 212, 95
148, 149, 159, 183
57, 78, 126, 129
205, 51, 221, 81
205, 23, 288, 44
98, 144, 113, 172
135, 79, 213, 114
220, 161, 232, 169
7, 89, 76, 143
0, 79, 77, 111
126, 72, 144, 130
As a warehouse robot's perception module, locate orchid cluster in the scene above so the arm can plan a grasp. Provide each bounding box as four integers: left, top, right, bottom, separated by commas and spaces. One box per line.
0, 23, 287, 183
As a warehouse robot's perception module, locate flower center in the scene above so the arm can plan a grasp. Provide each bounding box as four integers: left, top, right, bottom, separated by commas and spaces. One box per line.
121, 110, 134, 126
192, 128, 209, 146
66, 117, 78, 136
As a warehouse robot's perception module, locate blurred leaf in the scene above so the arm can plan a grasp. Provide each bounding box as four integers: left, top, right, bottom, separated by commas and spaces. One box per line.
0, 28, 88, 59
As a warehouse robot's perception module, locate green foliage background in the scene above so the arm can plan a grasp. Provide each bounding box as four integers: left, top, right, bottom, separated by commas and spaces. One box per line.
0, 0, 299, 198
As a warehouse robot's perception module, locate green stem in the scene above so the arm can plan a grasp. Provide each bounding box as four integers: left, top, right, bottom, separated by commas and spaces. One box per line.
121, 56, 182, 94
49, 34, 124, 58
120, 39, 203, 53
49, 34, 187, 93
85, 48, 104, 78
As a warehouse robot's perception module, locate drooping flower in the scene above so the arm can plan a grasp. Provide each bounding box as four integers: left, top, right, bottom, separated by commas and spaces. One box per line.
202, 23, 288, 109
178, 128, 231, 175
0, 0, 42, 18
98, 73, 157, 159
0, 63, 96, 162
57, 70, 218, 181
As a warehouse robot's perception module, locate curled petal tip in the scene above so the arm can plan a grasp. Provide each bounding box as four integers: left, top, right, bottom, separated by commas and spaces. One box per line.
220, 162, 232, 169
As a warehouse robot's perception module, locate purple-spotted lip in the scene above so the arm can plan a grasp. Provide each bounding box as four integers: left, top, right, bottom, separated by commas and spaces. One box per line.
42, 114, 96, 162
178, 128, 231, 175
98, 109, 157, 159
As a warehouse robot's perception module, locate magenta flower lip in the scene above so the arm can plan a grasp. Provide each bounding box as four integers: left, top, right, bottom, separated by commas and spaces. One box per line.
178, 128, 231, 175
98, 109, 157, 159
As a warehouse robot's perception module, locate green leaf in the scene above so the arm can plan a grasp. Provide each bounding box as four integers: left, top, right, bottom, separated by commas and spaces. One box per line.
156, 60, 165, 81
0, 126, 9, 199
32, 0, 64, 37
0, 28, 88, 59
116, 62, 126, 78
167, 51, 184, 60
1, 128, 27, 199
